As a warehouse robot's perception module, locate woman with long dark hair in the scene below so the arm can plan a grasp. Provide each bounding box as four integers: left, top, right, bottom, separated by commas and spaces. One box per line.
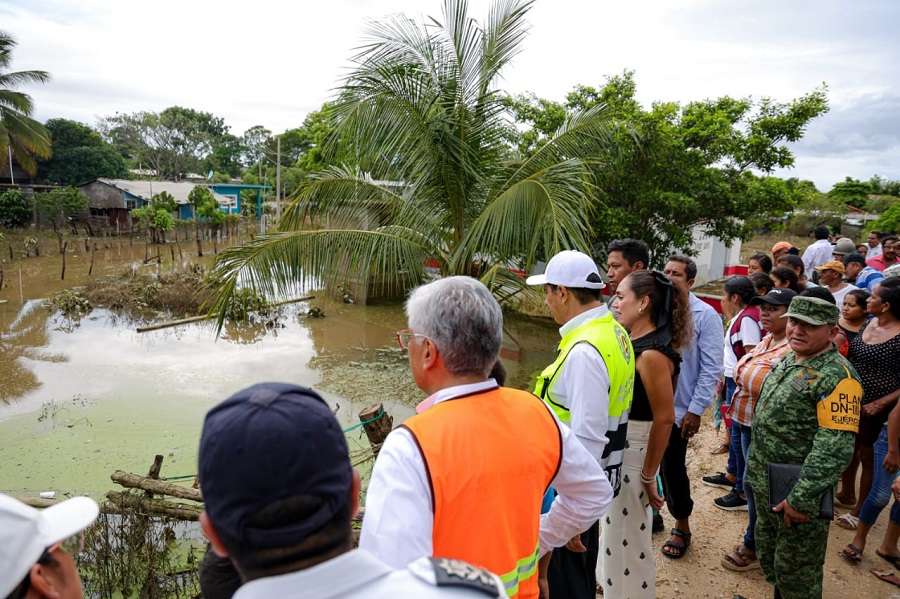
602, 270, 693, 595
837, 279, 900, 533
840, 279, 900, 562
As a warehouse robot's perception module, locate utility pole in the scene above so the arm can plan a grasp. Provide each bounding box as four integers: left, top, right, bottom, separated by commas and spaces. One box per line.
276, 136, 281, 222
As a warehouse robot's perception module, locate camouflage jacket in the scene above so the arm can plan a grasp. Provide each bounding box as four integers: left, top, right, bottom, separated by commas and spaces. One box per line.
747, 346, 862, 517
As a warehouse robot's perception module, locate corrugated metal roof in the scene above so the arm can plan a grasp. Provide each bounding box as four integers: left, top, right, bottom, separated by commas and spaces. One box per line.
95, 179, 235, 205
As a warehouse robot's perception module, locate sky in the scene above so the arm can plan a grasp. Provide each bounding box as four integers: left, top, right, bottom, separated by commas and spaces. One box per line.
2, 0, 898, 192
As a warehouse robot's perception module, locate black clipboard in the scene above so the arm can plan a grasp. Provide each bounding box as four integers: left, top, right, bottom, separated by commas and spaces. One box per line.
767, 462, 834, 520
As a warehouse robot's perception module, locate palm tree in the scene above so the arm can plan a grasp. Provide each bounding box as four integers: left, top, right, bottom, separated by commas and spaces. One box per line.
0, 31, 51, 182
208, 0, 618, 319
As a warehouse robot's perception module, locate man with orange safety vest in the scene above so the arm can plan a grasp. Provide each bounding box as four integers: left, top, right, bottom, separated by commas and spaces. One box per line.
359, 276, 613, 599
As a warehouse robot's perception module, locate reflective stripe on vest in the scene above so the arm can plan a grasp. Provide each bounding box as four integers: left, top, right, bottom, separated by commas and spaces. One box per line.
498, 542, 539, 597
403, 387, 562, 599
534, 313, 634, 493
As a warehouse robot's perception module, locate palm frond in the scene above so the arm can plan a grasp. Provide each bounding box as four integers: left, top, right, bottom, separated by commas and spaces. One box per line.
206, 228, 437, 332
453, 158, 595, 273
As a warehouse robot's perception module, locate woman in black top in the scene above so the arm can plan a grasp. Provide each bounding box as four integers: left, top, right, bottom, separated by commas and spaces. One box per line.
837, 279, 900, 529
600, 270, 693, 596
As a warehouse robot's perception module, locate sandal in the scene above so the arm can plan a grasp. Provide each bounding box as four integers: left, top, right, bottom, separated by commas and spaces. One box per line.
711, 443, 728, 455
835, 497, 857, 509
722, 544, 761, 571
871, 568, 900, 588
835, 512, 860, 530
876, 549, 900, 570
841, 543, 863, 563
661, 528, 691, 559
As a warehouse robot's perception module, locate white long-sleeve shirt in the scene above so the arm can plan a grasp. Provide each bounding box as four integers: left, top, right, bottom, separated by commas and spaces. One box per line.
546, 306, 612, 462
802, 239, 833, 278
359, 380, 612, 567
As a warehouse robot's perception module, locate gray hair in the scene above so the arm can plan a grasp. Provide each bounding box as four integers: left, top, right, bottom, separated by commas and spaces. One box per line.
406, 276, 502, 377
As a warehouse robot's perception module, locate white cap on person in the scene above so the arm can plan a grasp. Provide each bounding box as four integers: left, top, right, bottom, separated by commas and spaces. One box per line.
526, 250, 606, 289
0, 494, 99, 597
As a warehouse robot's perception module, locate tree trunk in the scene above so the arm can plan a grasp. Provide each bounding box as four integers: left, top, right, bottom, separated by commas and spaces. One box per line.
105, 491, 200, 521
111, 470, 202, 502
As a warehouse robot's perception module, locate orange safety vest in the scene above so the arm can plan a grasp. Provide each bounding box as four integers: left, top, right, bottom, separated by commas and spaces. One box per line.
402, 386, 562, 599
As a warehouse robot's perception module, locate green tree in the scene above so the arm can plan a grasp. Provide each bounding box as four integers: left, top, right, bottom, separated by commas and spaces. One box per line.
37, 118, 128, 185
132, 191, 176, 243
0, 187, 31, 227
0, 31, 51, 181
868, 175, 900, 198
239, 125, 272, 176
33, 186, 88, 252
827, 177, 871, 210
868, 200, 900, 234
505, 71, 829, 261
97, 107, 228, 180
209, 0, 619, 320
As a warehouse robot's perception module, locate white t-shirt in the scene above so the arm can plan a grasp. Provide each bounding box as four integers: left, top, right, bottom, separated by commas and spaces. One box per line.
723, 308, 762, 378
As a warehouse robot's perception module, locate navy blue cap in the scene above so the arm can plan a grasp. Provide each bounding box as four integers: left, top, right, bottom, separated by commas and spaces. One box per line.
198, 382, 351, 548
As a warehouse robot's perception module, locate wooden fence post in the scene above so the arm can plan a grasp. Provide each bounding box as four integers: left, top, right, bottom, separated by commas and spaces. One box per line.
358, 403, 393, 457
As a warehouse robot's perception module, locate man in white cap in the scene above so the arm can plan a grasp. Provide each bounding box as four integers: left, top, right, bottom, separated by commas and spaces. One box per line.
528, 250, 635, 599
0, 494, 99, 599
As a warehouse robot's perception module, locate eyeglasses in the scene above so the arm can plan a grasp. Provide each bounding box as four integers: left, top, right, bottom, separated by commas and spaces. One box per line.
38, 531, 85, 564
396, 329, 429, 350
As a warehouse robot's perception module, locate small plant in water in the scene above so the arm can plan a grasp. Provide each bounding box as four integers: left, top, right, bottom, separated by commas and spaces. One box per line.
48, 289, 92, 318
79, 507, 201, 598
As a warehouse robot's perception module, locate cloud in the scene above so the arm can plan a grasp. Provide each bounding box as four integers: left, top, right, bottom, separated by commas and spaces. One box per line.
2, 0, 898, 190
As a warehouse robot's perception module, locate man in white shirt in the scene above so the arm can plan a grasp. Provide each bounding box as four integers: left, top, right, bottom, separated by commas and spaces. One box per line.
867, 231, 884, 259
198, 382, 507, 599
802, 225, 833, 279
360, 276, 612, 599
528, 250, 635, 599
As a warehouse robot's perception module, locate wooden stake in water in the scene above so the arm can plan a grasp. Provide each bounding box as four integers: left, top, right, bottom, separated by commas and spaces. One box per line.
61, 242, 68, 280
19, 269, 23, 304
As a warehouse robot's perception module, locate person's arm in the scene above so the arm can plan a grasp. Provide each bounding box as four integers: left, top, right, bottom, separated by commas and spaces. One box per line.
636, 349, 676, 510
557, 343, 610, 462
739, 314, 762, 355
539, 414, 612, 556
862, 387, 900, 418
884, 397, 900, 472
686, 308, 724, 422
358, 428, 433, 568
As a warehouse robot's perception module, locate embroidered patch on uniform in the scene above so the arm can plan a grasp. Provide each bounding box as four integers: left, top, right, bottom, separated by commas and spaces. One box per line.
816, 378, 862, 432
615, 325, 632, 364
430, 557, 501, 596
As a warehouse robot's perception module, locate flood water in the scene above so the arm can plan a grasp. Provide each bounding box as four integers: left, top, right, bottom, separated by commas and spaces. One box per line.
0, 238, 559, 500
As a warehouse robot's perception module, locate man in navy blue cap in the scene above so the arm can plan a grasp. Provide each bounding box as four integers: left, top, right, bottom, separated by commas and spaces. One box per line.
198, 382, 505, 598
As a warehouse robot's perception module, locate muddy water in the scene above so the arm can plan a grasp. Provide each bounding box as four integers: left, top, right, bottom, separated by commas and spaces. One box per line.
0, 243, 558, 500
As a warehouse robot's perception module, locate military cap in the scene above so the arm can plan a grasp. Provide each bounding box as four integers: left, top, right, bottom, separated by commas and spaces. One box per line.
781, 296, 839, 326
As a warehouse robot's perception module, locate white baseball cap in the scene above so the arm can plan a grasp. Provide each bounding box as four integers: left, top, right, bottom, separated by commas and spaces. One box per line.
526, 250, 606, 290
0, 494, 99, 597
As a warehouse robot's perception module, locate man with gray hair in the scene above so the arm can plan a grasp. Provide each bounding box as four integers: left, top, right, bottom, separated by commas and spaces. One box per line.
360, 276, 612, 599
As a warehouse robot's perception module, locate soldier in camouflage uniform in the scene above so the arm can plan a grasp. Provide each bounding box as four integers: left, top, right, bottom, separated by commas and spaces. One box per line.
746, 296, 862, 599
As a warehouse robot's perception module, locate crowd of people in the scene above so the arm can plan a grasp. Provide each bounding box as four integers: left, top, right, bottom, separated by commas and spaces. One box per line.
1, 227, 898, 599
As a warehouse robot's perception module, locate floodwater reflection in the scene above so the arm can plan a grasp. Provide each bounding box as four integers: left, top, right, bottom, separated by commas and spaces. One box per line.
0, 289, 558, 498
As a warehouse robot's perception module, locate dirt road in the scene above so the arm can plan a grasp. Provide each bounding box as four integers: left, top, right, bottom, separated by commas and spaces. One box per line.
652, 415, 899, 599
